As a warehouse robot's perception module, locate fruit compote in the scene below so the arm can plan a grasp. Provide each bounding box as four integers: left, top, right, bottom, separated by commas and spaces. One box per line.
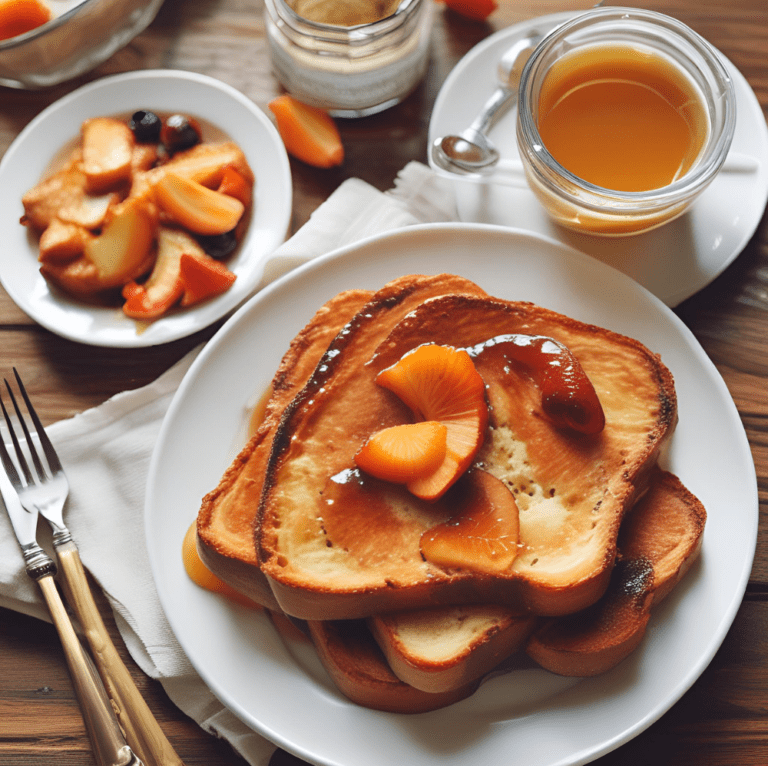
20, 110, 254, 322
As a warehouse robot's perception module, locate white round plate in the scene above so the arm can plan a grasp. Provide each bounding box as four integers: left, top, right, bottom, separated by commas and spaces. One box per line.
146, 224, 757, 766
0, 69, 292, 347
429, 13, 768, 307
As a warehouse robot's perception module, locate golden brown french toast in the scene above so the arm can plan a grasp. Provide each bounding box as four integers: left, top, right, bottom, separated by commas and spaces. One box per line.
258, 289, 677, 620
197, 274, 488, 605
196, 287, 374, 608
304, 466, 704, 710
527, 467, 706, 677
368, 605, 536, 694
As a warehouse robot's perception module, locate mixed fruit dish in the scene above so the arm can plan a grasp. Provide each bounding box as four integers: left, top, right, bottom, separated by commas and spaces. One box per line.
20, 110, 254, 321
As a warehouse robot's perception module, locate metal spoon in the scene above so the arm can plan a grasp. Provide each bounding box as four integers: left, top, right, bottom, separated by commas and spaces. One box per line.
430, 31, 547, 176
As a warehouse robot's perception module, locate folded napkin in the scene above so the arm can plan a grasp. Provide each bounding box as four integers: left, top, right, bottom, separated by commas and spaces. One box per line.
0, 162, 458, 766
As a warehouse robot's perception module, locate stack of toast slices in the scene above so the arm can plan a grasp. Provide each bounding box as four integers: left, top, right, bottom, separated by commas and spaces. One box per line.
195, 274, 706, 714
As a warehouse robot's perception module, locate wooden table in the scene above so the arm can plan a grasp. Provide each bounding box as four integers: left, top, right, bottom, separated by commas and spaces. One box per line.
0, 1, 766, 764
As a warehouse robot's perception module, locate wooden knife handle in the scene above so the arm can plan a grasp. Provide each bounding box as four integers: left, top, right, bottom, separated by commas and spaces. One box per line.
56, 541, 186, 766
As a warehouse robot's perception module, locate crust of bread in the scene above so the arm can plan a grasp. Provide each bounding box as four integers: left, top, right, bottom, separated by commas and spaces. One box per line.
259, 289, 677, 620
526, 467, 706, 677
369, 606, 536, 694
196, 288, 374, 608
306, 619, 481, 713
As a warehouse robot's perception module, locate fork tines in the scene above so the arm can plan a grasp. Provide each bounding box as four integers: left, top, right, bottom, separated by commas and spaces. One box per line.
0, 369, 59, 489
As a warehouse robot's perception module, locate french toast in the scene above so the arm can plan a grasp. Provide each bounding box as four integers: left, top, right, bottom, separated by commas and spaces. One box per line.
257, 288, 677, 620
303, 465, 705, 710
197, 274, 488, 606
193, 273, 702, 714
527, 466, 706, 677
196, 287, 374, 608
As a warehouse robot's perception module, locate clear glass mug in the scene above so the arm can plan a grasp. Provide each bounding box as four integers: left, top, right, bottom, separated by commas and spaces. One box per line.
264, 0, 434, 118
516, 7, 736, 236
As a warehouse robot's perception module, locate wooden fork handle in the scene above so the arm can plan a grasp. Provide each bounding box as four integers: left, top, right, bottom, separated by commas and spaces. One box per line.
55, 541, 186, 766
37, 575, 141, 766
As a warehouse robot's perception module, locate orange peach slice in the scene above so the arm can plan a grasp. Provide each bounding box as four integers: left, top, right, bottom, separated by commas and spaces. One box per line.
355, 421, 447, 484
420, 469, 519, 574
122, 227, 205, 320
179, 252, 237, 307
268, 95, 344, 169
376, 344, 488, 501
154, 172, 244, 236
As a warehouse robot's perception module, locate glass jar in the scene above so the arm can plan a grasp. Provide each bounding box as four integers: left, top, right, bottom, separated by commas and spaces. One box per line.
516, 7, 736, 236
264, 0, 433, 118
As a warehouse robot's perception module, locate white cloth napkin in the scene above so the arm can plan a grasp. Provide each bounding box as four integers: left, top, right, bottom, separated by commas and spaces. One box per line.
0, 162, 458, 765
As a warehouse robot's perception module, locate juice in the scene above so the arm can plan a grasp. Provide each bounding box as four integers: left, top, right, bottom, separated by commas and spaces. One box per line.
536, 45, 709, 192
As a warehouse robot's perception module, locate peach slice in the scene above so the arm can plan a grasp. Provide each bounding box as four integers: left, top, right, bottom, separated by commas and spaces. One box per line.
376, 344, 488, 501
182, 523, 259, 608
268, 95, 344, 169
122, 227, 205, 320
179, 252, 237, 307
355, 421, 447, 484
420, 469, 520, 574
136, 141, 254, 191
81, 117, 135, 194
154, 172, 245, 236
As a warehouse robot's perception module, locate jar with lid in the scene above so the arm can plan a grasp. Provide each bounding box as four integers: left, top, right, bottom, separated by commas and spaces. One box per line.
264, 0, 433, 118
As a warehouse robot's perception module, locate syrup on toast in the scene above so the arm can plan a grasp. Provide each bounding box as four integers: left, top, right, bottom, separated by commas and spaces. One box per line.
197, 275, 489, 607
258, 289, 677, 620
305, 466, 705, 710
196, 287, 373, 608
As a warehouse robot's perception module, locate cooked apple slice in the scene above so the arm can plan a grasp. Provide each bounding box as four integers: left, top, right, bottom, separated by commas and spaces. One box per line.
376, 344, 488, 501
122, 227, 205, 320
356, 421, 447, 484
179, 252, 237, 307
21, 154, 118, 231
81, 117, 135, 194
420, 469, 520, 574
38, 219, 94, 263
154, 172, 244, 236
84, 197, 158, 286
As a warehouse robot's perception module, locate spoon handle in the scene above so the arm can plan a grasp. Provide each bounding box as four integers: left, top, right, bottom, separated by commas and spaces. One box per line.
467, 86, 515, 137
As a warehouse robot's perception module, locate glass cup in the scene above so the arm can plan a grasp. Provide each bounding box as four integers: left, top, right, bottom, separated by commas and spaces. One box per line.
516, 7, 736, 236
264, 0, 434, 118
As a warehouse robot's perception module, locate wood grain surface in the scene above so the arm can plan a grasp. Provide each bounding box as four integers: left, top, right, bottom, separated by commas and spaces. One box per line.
1, 1, 767, 764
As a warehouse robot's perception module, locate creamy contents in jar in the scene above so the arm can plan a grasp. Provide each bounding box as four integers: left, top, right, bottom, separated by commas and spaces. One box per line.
288, 0, 400, 26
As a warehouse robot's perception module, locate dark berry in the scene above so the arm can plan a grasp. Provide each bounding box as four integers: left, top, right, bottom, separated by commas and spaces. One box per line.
128, 110, 162, 142
196, 230, 238, 260
160, 114, 203, 154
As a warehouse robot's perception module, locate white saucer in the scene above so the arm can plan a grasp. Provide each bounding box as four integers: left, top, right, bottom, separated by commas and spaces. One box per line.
0, 70, 292, 347
429, 12, 768, 307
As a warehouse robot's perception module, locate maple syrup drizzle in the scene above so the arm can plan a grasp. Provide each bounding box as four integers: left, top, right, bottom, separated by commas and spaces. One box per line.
465, 334, 605, 435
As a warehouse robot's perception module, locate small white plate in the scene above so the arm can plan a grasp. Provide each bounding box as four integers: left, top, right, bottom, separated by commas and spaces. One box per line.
429, 13, 768, 307
0, 69, 292, 347
146, 224, 757, 766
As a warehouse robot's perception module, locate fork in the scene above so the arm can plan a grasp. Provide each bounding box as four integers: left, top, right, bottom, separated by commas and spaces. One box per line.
1, 369, 185, 766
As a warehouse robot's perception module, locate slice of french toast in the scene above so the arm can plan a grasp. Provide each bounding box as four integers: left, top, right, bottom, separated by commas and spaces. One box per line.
368, 605, 536, 695
197, 274, 488, 605
196, 287, 374, 608
526, 466, 706, 677
258, 289, 677, 620
305, 466, 705, 710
